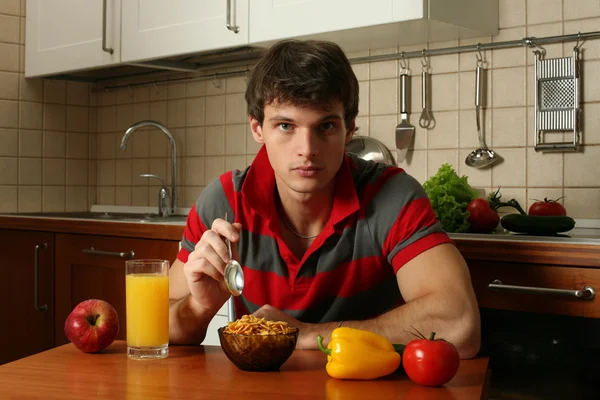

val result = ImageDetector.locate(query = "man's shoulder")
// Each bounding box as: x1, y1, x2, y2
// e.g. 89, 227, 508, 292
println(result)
348, 154, 419, 195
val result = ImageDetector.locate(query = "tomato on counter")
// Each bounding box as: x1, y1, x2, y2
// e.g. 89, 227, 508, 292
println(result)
528, 198, 567, 216
402, 332, 460, 387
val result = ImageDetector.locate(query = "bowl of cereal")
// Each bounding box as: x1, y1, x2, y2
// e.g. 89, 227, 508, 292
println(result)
218, 315, 298, 372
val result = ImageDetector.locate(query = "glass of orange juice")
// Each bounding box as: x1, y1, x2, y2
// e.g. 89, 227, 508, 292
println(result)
125, 259, 169, 360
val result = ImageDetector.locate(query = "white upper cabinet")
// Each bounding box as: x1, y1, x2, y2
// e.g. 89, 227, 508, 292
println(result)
249, 0, 498, 52
121, 0, 249, 63
25, 0, 121, 78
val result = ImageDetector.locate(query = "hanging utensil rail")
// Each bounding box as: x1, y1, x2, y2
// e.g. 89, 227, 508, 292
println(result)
98, 30, 600, 92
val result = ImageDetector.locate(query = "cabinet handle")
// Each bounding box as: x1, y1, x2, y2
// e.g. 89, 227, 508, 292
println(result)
82, 247, 135, 259
102, 0, 114, 54
225, 0, 240, 33
488, 279, 595, 300
34, 243, 48, 312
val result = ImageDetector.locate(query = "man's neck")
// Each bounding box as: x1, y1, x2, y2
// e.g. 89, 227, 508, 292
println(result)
275, 180, 335, 240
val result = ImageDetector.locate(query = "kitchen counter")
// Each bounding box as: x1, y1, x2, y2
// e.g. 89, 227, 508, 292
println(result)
0, 341, 491, 399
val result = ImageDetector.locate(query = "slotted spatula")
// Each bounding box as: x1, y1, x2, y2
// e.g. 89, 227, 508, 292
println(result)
395, 73, 415, 163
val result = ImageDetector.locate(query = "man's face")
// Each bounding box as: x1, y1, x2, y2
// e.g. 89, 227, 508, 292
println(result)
250, 101, 355, 196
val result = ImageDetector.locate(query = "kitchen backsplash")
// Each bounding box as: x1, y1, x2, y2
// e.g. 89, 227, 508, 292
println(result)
0, 0, 94, 213
1, 0, 599, 218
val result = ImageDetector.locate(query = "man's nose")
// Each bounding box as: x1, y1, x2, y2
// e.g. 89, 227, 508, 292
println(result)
296, 128, 320, 157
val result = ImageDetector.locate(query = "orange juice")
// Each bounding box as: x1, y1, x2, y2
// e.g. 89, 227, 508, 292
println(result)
126, 273, 169, 347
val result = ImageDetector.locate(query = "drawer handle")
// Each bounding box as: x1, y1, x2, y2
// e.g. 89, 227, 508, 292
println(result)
488, 279, 595, 300
34, 243, 48, 312
102, 0, 114, 54
82, 247, 135, 259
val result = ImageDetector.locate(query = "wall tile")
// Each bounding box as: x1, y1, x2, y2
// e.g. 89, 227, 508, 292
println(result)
491, 107, 526, 147
149, 101, 167, 125
19, 129, 42, 157
186, 81, 206, 97
115, 186, 132, 206
0, 157, 17, 184
186, 97, 205, 126
491, 148, 526, 187
18, 158, 41, 185
42, 186, 66, 212
115, 104, 133, 131
225, 93, 247, 124
185, 157, 205, 186
205, 95, 225, 126
563, 0, 600, 21
131, 158, 149, 186
205, 125, 225, 156
20, 75, 43, 102
66, 82, 90, 106
225, 124, 246, 155
149, 130, 168, 158
527, 0, 562, 25
18, 101, 41, 129
499, 0, 526, 28
65, 132, 88, 159
168, 83, 186, 99
0, 71, 18, 99
66, 186, 88, 211
131, 186, 149, 206
226, 75, 246, 94
0, 185, 17, 212
431, 74, 458, 111
66, 159, 88, 186
0, 0, 20, 15
457, 149, 492, 187
167, 99, 186, 127
492, 67, 526, 107
18, 186, 42, 212
98, 160, 115, 186
563, 18, 600, 59
427, 111, 458, 149
225, 155, 247, 172
43, 130, 66, 158
368, 115, 397, 156
0, 99, 19, 128
397, 150, 428, 184
186, 126, 205, 156
564, 147, 600, 187
43, 80, 66, 104
185, 186, 203, 208
43, 158, 65, 185
370, 78, 397, 115
428, 149, 459, 175
0, 43, 19, 72
527, 149, 563, 187
204, 156, 224, 184
564, 189, 600, 218
97, 187, 115, 205
0, 128, 18, 156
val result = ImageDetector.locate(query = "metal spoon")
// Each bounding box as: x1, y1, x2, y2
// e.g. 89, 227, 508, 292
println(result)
465, 64, 499, 168
223, 212, 244, 296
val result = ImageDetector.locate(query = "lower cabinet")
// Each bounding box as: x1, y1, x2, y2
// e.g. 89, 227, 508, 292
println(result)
0, 229, 55, 365
54, 233, 180, 346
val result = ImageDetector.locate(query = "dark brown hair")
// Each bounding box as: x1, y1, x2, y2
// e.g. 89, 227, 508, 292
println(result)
245, 39, 359, 126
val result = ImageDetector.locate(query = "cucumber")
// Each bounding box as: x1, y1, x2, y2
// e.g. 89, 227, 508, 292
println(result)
500, 214, 575, 235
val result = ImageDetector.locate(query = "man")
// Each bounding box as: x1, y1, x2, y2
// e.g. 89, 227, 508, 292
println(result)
169, 39, 481, 358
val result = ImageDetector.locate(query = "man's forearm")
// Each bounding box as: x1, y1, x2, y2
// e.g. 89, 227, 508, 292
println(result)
305, 293, 480, 359
169, 295, 216, 345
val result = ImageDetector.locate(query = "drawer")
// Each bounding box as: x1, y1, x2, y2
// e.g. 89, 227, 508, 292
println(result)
468, 261, 600, 318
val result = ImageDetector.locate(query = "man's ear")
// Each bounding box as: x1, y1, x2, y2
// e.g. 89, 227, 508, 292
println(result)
249, 116, 265, 144
345, 118, 356, 144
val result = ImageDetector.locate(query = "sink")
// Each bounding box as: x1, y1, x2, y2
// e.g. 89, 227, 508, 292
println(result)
9, 211, 188, 223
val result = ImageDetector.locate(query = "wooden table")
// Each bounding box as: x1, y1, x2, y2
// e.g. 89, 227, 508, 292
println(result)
0, 341, 490, 399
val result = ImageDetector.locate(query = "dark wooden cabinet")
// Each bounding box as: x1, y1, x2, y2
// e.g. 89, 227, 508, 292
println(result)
0, 229, 55, 365
54, 233, 179, 346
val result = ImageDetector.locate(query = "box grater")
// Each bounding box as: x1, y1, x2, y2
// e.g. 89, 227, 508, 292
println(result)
533, 48, 582, 152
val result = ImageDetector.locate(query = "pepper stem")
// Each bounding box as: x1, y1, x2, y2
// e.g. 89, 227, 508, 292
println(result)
429, 332, 436, 341
317, 335, 331, 356
393, 344, 406, 355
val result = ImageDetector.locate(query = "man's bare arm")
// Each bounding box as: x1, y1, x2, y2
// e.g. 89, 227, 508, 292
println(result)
168, 259, 217, 345
257, 243, 481, 359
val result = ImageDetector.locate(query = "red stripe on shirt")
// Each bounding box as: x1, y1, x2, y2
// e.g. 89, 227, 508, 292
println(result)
391, 232, 453, 273
177, 205, 207, 263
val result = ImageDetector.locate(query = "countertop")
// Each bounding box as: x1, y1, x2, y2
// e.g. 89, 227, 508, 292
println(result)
0, 341, 490, 400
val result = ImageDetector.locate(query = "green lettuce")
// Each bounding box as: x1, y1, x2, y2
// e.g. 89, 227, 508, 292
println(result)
423, 163, 478, 233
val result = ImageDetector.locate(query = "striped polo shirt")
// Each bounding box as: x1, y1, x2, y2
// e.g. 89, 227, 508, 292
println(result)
178, 145, 451, 323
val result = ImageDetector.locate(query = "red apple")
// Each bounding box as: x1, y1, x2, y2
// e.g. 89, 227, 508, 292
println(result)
64, 299, 119, 353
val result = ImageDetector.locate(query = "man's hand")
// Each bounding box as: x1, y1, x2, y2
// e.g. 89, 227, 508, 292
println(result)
252, 305, 317, 349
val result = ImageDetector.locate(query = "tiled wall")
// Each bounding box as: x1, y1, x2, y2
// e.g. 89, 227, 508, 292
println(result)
0, 0, 95, 213
3, 0, 599, 218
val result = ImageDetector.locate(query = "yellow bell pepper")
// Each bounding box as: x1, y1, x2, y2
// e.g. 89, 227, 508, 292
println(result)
317, 327, 404, 380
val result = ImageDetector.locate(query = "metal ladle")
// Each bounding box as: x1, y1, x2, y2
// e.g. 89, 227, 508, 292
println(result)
223, 212, 244, 296
465, 60, 499, 168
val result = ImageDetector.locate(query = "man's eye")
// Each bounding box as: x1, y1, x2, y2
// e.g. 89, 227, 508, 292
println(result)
321, 122, 335, 131
278, 123, 292, 132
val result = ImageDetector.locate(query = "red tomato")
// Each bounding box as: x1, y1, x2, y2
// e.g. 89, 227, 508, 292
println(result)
467, 198, 499, 233
402, 332, 460, 387
528, 198, 567, 216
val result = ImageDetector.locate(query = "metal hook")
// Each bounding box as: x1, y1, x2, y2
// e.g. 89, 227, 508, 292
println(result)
574, 31, 585, 51
476, 44, 485, 67
127, 85, 133, 98
421, 49, 429, 70
528, 38, 546, 59
399, 52, 408, 73
212, 74, 221, 88
152, 82, 160, 95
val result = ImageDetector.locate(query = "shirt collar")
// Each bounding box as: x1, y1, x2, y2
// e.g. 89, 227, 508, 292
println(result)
241, 145, 360, 226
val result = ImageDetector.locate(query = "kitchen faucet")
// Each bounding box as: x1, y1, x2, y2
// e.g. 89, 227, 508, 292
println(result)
120, 120, 178, 216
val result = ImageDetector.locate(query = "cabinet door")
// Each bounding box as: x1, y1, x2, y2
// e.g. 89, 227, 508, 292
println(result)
54, 234, 179, 346
25, 0, 121, 77
0, 230, 54, 365
121, 0, 249, 63
249, 0, 423, 44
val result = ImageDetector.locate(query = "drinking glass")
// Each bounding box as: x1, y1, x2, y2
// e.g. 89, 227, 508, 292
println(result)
125, 259, 169, 359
